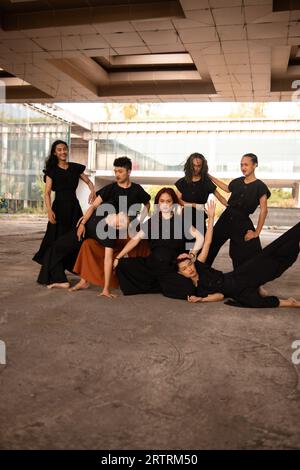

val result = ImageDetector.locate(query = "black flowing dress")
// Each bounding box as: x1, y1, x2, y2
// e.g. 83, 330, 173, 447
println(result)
117, 212, 194, 295
33, 162, 85, 282
162, 222, 300, 308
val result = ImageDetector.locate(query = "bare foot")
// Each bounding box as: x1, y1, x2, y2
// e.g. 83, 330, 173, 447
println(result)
69, 279, 90, 292
47, 282, 70, 289
259, 286, 269, 297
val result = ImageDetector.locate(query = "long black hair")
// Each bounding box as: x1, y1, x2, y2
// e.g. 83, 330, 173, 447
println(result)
184, 153, 208, 183
43, 140, 68, 182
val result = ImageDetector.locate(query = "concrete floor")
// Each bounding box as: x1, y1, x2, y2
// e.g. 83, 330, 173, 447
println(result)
0, 214, 300, 450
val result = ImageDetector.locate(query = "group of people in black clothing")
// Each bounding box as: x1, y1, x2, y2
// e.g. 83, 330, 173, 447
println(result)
33, 139, 300, 309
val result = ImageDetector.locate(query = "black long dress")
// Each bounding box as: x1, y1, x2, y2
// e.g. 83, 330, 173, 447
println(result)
175, 176, 217, 234
33, 162, 86, 280
117, 212, 194, 295
34, 214, 116, 285
162, 222, 300, 308
206, 177, 271, 268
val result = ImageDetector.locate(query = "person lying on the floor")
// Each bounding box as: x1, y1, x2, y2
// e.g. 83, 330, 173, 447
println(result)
162, 200, 300, 308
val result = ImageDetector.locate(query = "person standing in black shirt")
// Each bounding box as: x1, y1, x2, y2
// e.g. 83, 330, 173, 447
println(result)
206, 153, 270, 268
175, 153, 228, 234
163, 201, 300, 309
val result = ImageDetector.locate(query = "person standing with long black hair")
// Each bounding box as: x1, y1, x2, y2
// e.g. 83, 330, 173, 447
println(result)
206, 153, 270, 269
175, 153, 228, 233
33, 140, 96, 271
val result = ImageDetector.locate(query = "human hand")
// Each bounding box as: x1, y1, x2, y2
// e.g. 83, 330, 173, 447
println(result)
288, 297, 300, 307
98, 289, 117, 299
177, 253, 193, 261
77, 223, 85, 241
113, 258, 120, 270
244, 230, 257, 241
48, 209, 56, 224
205, 200, 216, 219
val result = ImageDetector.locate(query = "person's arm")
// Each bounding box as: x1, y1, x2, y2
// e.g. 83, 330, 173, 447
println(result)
208, 174, 230, 193
80, 173, 96, 204
279, 298, 300, 308
76, 195, 103, 241
176, 190, 185, 207
44, 176, 56, 224
176, 191, 203, 209
244, 194, 268, 241
187, 293, 224, 303
99, 247, 116, 298
214, 189, 228, 207
187, 227, 205, 260
113, 231, 144, 269
139, 202, 151, 223
197, 200, 216, 263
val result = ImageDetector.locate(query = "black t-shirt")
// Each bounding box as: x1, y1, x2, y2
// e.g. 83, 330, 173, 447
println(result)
175, 177, 216, 204
194, 261, 225, 297
97, 182, 150, 218
161, 260, 225, 300
140, 213, 193, 262
228, 177, 271, 215
85, 213, 117, 249
45, 162, 86, 192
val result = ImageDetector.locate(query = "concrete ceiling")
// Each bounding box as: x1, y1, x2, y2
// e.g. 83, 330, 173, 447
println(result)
0, 0, 300, 102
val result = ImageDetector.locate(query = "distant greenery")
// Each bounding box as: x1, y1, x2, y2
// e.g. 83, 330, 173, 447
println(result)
143, 184, 297, 213
268, 188, 294, 208
36, 176, 45, 201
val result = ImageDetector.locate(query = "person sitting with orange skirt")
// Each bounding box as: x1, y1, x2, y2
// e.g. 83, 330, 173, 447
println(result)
71, 236, 150, 294
69, 156, 151, 297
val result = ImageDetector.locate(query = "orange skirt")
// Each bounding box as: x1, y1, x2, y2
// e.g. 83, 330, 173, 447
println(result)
73, 238, 150, 288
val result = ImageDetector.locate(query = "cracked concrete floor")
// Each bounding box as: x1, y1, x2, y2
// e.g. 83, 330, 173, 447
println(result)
0, 215, 300, 450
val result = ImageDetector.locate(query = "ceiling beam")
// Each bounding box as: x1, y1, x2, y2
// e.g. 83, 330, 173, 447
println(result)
98, 81, 216, 97
1, 1, 184, 31
48, 59, 100, 95
108, 53, 193, 67
5, 85, 52, 101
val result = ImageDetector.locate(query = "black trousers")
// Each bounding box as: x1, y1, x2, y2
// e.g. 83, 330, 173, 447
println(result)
206, 207, 262, 268
117, 252, 179, 295
224, 222, 300, 307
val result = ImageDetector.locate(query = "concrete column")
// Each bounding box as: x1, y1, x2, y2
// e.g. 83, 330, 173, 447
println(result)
208, 131, 217, 172
88, 139, 96, 172
76, 140, 97, 211
293, 182, 300, 208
